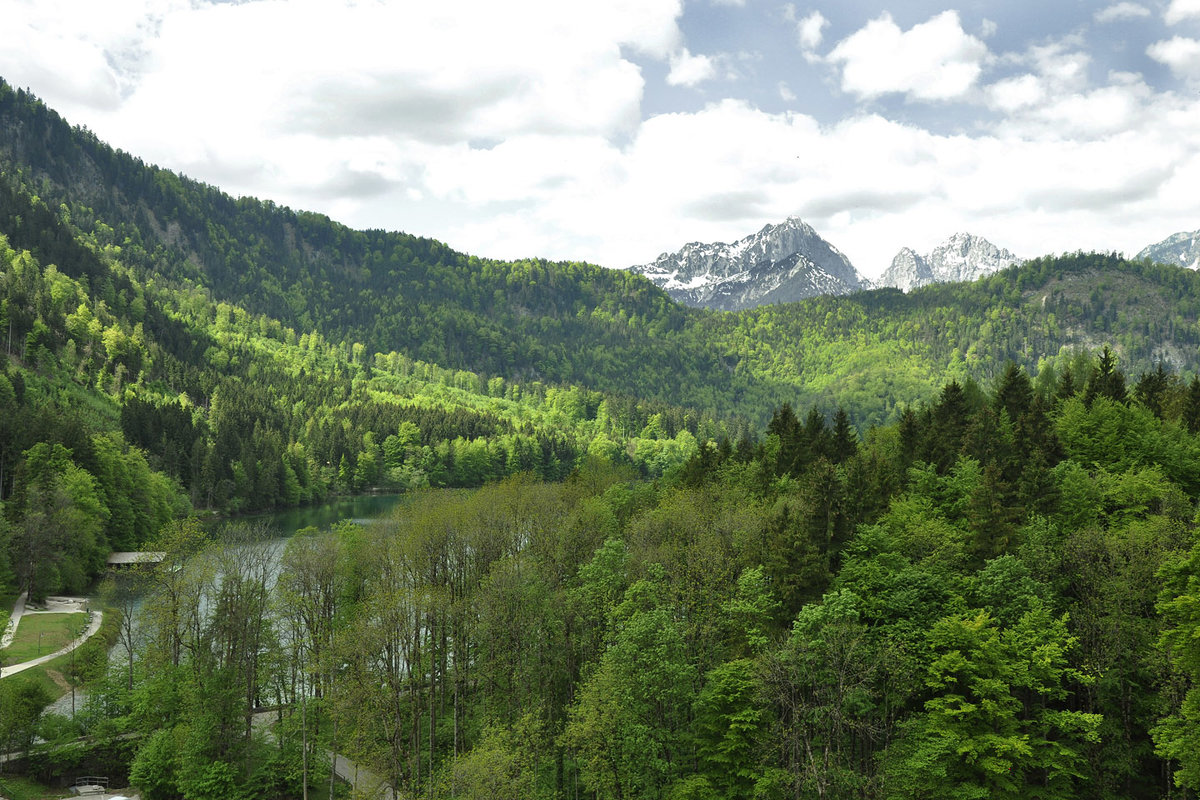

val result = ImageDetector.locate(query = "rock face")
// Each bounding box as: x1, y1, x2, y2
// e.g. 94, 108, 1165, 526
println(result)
879, 247, 935, 292
1137, 230, 1200, 270
879, 233, 1020, 292
627, 217, 870, 311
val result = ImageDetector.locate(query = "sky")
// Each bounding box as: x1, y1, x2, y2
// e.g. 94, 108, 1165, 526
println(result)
2, 1, 1200, 278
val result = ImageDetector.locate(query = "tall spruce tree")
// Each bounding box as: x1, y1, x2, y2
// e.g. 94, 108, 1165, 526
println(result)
1085, 346, 1128, 406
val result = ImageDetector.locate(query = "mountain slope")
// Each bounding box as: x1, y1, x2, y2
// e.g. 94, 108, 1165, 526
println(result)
1138, 229, 1200, 270
628, 217, 870, 310
879, 233, 1020, 291
0, 180, 733, 516
6, 80, 1200, 430
878, 247, 935, 292
0, 79, 791, 417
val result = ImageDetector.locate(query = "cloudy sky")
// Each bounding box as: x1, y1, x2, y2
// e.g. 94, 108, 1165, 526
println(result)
3, 0, 1200, 277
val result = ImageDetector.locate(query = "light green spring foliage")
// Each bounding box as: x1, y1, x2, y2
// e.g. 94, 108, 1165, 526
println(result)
37, 370, 1200, 800
881, 606, 1100, 800
1154, 529, 1200, 792
8, 77, 1200, 799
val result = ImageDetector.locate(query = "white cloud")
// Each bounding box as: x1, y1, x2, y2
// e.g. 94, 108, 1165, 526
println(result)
1165, 0, 1200, 24
826, 11, 990, 102
427, 90, 1200, 275
0, 0, 183, 111
986, 38, 1153, 142
6, 0, 1200, 283
1148, 36, 1200, 79
797, 11, 828, 51
980, 18, 998, 38
0, 0, 688, 206
1025, 39, 1092, 92
667, 49, 718, 87
1096, 3, 1151, 23
1010, 83, 1152, 139
988, 75, 1046, 113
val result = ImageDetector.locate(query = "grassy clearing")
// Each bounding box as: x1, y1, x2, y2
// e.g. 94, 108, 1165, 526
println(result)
1, 607, 119, 702
0, 614, 88, 665
3, 657, 71, 700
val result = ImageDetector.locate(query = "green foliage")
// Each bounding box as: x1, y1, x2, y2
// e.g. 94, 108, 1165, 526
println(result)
882, 606, 1099, 800
565, 578, 697, 800
761, 589, 880, 799
8, 77, 1200, 800
721, 566, 780, 656
49, 375, 1200, 800
0, 677, 52, 758
693, 659, 768, 799
439, 715, 548, 800
128, 727, 181, 800
1153, 530, 1200, 792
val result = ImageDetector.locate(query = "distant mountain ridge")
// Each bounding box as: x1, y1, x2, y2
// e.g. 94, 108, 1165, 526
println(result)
878, 233, 1021, 292
627, 217, 870, 311
1137, 229, 1200, 270
10, 77, 1200, 430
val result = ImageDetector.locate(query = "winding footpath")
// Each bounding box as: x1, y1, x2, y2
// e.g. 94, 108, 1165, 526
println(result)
0, 593, 104, 679
330, 751, 396, 800
3, 596, 391, 800
251, 710, 396, 800
0, 591, 26, 649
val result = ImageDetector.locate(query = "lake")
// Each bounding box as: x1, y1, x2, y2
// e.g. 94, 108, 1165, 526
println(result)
232, 492, 407, 536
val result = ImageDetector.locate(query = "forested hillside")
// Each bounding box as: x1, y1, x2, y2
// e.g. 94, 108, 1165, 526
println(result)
5, 75, 1200, 616
0, 80, 770, 418
709, 252, 1200, 424
5, 78, 1200, 428
3, 76, 1200, 800
31, 360, 1200, 800
0, 180, 731, 602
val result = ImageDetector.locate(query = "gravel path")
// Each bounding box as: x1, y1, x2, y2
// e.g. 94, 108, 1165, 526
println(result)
0, 606, 103, 679
0, 591, 27, 649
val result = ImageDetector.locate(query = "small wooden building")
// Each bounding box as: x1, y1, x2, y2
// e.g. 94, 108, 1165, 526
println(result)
106, 551, 167, 569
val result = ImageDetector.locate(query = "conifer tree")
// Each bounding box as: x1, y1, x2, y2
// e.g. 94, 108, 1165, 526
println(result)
1180, 374, 1200, 435
968, 463, 1019, 563
829, 407, 858, 464
897, 406, 922, 469
1084, 346, 1127, 406
1055, 364, 1077, 402
1134, 361, 1172, 419
930, 381, 970, 472
994, 361, 1033, 422
802, 406, 829, 466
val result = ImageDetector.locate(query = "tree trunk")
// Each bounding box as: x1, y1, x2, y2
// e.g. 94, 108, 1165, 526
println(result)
328, 713, 338, 800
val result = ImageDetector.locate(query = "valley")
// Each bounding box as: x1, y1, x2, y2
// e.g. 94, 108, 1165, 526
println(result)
0, 77, 1199, 800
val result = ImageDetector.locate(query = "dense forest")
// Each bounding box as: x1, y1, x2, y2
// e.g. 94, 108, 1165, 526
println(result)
0, 221, 732, 600
3, 78, 1200, 799
7, 357, 1200, 800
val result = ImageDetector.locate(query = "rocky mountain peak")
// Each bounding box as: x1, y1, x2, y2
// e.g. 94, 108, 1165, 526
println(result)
629, 217, 868, 311
878, 233, 1019, 292
1136, 229, 1200, 270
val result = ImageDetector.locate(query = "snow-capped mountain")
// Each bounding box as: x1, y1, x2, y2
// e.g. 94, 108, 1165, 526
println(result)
878, 233, 1021, 292
627, 217, 869, 311
1137, 230, 1200, 270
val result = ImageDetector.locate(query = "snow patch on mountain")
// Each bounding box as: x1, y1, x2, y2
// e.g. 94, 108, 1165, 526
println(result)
879, 233, 1020, 292
627, 217, 870, 311
1136, 230, 1200, 270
